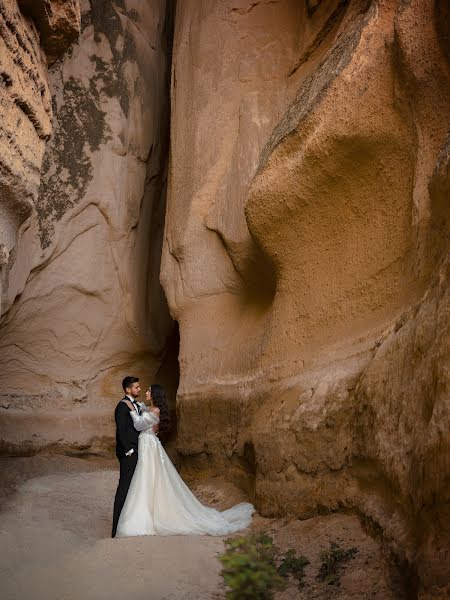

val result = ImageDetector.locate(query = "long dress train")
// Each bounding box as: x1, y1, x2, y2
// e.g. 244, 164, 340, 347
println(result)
115, 406, 254, 537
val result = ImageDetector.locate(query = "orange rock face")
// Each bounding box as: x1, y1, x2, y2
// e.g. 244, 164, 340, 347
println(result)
0, 0, 448, 595
161, 0, 449, 595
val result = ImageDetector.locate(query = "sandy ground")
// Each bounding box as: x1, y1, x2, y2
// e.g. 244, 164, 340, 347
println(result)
0, 456, 225, 600
0, 456, 403, 600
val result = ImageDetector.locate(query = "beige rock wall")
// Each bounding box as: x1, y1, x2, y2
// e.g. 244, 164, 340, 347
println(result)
0, 0, 80, 316
0, 0, 174, 453
0, 0, 448, 594
18, 0, 81, 65
162, 0, 449, 595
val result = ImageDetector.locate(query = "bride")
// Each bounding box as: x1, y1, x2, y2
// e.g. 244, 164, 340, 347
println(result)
115, 384, 254, 537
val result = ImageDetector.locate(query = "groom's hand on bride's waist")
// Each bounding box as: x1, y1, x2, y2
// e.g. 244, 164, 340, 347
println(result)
153, 424, 159, 435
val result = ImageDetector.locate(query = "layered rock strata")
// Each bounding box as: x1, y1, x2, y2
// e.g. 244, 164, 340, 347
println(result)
0, 0, 174, 453
162, 0, 449, 596
0, 0, 80, 316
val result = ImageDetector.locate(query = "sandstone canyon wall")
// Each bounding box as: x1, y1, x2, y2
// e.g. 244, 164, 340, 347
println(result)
0, 0, 175, 453
0, 0, 80, 317
0, 0, 448, 596
162, 0, 449, 596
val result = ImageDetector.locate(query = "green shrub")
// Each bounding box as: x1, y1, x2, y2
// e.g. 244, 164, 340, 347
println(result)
316, 541, 358, 586
277, 548, 310, 588
218, 533, 285, 600
218, 532, 309, 599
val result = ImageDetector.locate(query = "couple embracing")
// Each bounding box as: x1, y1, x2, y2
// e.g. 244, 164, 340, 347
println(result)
112, 376, 254, 538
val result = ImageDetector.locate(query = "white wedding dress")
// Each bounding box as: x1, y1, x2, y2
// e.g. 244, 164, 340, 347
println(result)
115, 404, 254, 537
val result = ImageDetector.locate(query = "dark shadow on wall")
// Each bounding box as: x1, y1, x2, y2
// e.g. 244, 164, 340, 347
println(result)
154, 322, 180, 448
239, 243, 277, 311
149, 0, 178, 449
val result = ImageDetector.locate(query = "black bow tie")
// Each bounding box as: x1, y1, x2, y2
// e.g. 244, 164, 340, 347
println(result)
131, 399, 141, 415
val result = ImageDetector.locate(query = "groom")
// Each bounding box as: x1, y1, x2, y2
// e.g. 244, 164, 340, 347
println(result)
112, 376, 152, 537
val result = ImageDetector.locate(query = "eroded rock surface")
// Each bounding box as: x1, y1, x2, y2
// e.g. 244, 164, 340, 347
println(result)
0, 0, 80, 315
162, 0, 449, 596
0, 0, 448, 596
18, 0, 81, 65
0, 0, 174, 453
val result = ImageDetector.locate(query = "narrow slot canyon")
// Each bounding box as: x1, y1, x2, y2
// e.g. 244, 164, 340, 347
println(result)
0, 1, 448, 599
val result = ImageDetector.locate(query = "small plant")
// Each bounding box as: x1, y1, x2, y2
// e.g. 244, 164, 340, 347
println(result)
278, 548, 310, 588
218, 532, 285, 599
316, 541, 358, 586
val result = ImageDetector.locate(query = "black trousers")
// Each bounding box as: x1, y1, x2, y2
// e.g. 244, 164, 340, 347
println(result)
112, 451, 138, 537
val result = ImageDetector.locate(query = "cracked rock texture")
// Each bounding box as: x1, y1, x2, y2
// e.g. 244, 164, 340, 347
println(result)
0, 0, 80, 316
18, 0, 81, 66
162, 0, 449, 596
0, 0, 174, 452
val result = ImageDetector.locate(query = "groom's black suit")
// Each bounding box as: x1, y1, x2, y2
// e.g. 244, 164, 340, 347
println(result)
111, 398, 140, 537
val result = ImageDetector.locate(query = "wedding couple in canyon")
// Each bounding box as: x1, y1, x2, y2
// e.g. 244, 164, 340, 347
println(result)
112, 377, 254, 538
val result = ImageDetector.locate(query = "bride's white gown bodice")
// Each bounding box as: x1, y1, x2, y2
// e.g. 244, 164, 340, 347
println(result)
116, 404, 254, 537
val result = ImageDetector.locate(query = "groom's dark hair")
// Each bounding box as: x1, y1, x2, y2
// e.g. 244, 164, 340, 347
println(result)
122, 376, 139, 392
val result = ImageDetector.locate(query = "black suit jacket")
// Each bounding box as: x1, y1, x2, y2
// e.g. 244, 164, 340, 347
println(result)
115, 398, 139, 459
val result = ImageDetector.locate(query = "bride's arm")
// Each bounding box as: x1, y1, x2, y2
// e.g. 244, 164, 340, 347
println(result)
129, 410, 156, 432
